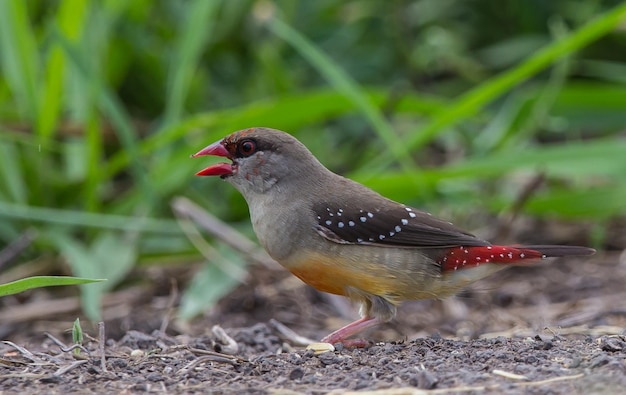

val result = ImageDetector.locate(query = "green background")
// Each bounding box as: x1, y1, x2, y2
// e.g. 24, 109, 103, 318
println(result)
0, 0, 625, 320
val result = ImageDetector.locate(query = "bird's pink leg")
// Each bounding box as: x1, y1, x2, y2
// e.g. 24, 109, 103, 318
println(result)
320, 316, 381, 347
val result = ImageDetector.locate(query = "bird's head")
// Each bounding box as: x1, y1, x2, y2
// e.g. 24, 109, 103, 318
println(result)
193, 127, 327, 197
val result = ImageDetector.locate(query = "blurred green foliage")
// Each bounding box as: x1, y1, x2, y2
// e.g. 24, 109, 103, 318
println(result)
0, 0, 625, 320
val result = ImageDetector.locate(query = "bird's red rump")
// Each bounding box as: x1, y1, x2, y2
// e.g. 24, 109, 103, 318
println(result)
439, 245, 544, 272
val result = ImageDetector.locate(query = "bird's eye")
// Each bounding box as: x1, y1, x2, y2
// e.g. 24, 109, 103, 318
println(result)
237, 139, 257, 157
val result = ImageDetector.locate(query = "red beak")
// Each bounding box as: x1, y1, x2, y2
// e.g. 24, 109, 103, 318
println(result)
192, 140, 234, 177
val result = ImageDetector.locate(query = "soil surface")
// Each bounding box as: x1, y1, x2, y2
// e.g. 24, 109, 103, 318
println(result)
1, 221, 626, 394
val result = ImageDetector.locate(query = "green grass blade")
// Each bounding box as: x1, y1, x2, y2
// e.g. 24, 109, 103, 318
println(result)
372, 1, 626, 169
48, 232, 137, 321
357, 138, 626, 204
0, 276, 105, 297
179, 245, 246, 320
0, 140, 27, 203
0, 201, 182, 234
519, 185, 626, 219
37, 0, 88, 141
163, 0, 220, 126
435, 138, 626, 179
51, 28, 155, 206
0, 0, 40, 120
72, 317, 83, 355
82, 118, 105, 212
267, 17, 417, 173
103, 88, 446, 180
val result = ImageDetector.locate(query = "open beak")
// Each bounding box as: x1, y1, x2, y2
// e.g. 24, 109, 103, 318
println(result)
192, 140, 234, 177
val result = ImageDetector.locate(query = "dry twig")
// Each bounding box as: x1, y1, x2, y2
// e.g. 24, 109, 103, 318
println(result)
0, 288, 143, 324
493, 172, 545, 242
44, 332, 90, 355
98, 321, 107, 372
212, 325, 239, 355
53, 360, 88, 376
269, 319, 317, 346
1, 341, 37, 362
185, 346, 243, 362
178, 354, 240, 373
159, 279, 179, 334
171, 196, 278, 269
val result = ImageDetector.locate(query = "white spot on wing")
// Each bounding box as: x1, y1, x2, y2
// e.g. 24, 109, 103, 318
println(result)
338, 222, 344, 228
395, 225, 401, 232
401, 219, 408, 225
325, 220, 332, 226
349, 221, 355, 227
408, 212, 416, 218
360, 217, 367, 222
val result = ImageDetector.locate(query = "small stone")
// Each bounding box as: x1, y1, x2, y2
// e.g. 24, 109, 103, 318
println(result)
306, 342, 335, 355
317, 352, 338, 366
111, 358, 128, 368
146, 373, 163, 382
567, 357, 582, 368
416, 369, 438, 389
525, 355, 538, 364
590, 355, 610, 368
600, 337, 625, 352
289, 367, 304, 380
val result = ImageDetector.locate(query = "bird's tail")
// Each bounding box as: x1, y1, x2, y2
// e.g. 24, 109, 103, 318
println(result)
520, 245, 596, 258
439, 244, 595, 272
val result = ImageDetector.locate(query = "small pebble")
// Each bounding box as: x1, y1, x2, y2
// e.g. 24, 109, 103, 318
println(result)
306, 342, 335, 355
289, 367, 304, 380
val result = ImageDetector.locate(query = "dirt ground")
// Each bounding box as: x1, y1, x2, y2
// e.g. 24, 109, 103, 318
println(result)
1, 221, 626, 394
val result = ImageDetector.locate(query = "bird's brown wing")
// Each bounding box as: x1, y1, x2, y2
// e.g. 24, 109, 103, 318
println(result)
313, 202, 490, 248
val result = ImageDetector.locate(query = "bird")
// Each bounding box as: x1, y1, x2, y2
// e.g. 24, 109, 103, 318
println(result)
192, 127, 595, 346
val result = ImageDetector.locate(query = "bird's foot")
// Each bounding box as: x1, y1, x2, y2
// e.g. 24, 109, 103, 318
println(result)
320, 316, 381, 348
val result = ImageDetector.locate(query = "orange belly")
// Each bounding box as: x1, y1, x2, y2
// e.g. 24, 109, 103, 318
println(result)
285, 250, 399, 298
282, 246, 501, 302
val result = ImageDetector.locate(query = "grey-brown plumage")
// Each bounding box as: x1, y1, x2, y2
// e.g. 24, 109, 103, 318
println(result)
194, 127, 595, 345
